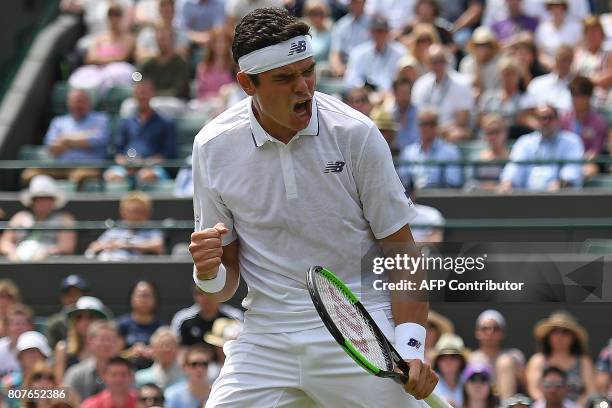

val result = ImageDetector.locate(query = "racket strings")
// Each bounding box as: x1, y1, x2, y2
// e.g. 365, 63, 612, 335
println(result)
315, 273, 391, 370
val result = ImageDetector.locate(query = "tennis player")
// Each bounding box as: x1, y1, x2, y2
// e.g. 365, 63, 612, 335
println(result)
189, 8, 437, 407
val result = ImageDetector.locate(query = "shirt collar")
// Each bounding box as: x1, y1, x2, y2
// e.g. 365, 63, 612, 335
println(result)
248, 95, 319, 148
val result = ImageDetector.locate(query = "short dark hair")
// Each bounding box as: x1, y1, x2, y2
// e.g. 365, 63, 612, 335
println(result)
105, 356, 133, 372
569, 76, 594, 97
542, 366, 567, 383
139, 383, 164, 398
232, 8, 310, 85
184, 344, 214, 363
392, 77, 413, 91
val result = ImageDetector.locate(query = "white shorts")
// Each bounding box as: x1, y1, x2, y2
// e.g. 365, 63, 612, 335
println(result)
206, 311, 428, 408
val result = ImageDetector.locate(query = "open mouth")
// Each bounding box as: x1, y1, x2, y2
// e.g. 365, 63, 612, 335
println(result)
293, 99, 312, 121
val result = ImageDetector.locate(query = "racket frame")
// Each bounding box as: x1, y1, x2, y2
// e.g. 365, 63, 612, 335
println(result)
307, 266, 410, 384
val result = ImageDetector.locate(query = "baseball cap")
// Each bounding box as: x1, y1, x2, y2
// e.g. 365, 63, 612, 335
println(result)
461, 362, 492, 383
476, 309, 506, 330
61, 274, 89, 293
17, 331, 51, 358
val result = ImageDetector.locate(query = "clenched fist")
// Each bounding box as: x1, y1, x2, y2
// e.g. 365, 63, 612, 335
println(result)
189, 222, 228, 280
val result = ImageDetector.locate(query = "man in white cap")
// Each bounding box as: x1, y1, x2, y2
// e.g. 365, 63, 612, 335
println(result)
189, 7, 437, 407
470, 309, 525, 400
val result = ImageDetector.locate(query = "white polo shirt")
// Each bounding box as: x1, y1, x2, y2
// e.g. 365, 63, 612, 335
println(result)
192, 91, 416, 334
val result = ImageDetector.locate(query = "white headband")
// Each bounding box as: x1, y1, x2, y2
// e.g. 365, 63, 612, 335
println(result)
238, 35, 313, 74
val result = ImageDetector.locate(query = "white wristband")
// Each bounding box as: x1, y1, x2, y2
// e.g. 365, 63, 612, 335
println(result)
395, 322, 426, 362
193, 264, 227, 294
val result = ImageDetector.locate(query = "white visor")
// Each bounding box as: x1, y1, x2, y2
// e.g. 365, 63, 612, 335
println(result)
238, 35, 314, 74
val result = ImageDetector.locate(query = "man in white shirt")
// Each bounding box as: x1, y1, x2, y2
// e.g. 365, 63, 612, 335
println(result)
329, 0, 372, 77
412, 44, 475, 142
482, 0, 590, 27
189, 7, 438, 407
526, 45, 574, 113
343, 16, 408, 92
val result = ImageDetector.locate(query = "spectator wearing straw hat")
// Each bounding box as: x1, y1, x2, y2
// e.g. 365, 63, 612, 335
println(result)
526, 312, 596, 406
459, 26, 502, 95
370, 107, 401, 159
203, 317, 243, 374
431, 333, 470, 407
0, 175, 76, 262
425, 310, 454, 363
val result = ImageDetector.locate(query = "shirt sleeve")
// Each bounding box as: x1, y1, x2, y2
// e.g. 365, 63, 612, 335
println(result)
500, 137, 528, 187
87, 114, 110, 149
43, 118, 61, 146
354, 126, 417, 239
343, 49, 365, 90
192, 140, 237, 246
444, 145, 464, 188
559, 134, 584, 186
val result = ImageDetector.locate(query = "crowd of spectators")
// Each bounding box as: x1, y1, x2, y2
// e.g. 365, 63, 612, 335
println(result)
0, 277, 609, 407
8, 0, 609, 198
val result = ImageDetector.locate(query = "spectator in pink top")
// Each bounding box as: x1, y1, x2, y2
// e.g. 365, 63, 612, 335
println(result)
196, 28, 235, 101
560, 76, 607, 179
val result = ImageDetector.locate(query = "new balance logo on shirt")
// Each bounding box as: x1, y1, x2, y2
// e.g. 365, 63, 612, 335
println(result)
288, 41, 307, 56
324, 161, 346, 173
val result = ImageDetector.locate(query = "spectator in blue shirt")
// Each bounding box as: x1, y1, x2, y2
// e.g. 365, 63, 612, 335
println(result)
20, 89, 111, 189
176, 0, 226, 46
105, 80, 177, 187
164, 345, 213, 408
399, 108, 464, 189
45, 89, 110, 162
499, 104, 585, 192
391, 77, 420, 151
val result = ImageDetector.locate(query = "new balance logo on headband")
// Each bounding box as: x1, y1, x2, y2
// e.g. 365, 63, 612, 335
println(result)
324, 161, 345, 174
288, 40, 307, 56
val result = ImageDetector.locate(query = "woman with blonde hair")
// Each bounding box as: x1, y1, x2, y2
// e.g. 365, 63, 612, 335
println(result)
0, 280, 21, 337
302, 0, 332, 64
53, 296, 111, 382
400, 23, 441, 76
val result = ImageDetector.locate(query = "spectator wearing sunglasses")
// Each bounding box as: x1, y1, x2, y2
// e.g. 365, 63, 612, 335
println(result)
526, 312, 595, 407
531, 367, 579, 408
22, 362, 80, 408
164, 345, 213, 408
136, 383, 165, 408
54, 296, 111, 383
498, 104, 584, 193
461, 362, 497, 408
469, 310, 525, 400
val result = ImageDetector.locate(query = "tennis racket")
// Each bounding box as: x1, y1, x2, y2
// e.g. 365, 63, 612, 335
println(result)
307, 266, 451, 408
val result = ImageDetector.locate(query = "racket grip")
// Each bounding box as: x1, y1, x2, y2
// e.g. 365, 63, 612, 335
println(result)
424, 393, 453, 408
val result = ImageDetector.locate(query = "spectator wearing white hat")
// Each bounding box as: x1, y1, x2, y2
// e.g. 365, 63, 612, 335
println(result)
469, 309, 526, 400
431, 333, 470, 407
0, 175, 76, 262
53, 296, 112, 383
1, 331, 51, 408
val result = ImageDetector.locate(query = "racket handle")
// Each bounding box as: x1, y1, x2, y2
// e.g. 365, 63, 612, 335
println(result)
424, 393, 453, 408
